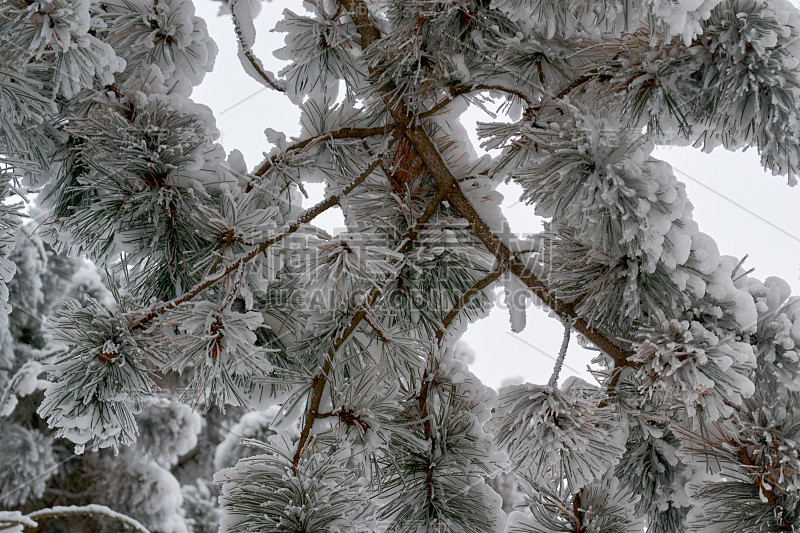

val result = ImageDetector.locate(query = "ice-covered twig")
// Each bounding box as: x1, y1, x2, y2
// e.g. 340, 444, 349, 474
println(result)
435, 264, 506, 344
420, 83, 534, 119
250, 124, 397, 188
230, 0, 286, 92
0, 511, 37, 529
548, 319, 573, 388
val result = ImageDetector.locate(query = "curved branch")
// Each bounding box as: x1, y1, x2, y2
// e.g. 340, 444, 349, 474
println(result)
527, 70, 613, 120
420, 84, 533, 119
472, 84, 534, 107
419, 72, 602, 120
435, 264, 505, 343
24, 505, 150, 533
419, 92, 465, 119
230, 0, 285, 93
248, 125, 397, 190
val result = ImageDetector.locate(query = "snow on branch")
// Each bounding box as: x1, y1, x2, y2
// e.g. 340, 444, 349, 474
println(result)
0, 505, 150, 533
229, 0, 285, 92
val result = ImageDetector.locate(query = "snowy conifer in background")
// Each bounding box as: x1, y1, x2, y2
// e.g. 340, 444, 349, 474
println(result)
2, 0, 800, 532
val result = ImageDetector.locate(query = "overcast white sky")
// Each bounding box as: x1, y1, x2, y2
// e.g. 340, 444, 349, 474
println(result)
192, 0, 800, 390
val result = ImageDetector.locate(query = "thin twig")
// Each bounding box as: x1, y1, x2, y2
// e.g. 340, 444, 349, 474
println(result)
23, 505, 151, 533
230, 0, 285, 93
420, 84, 533, 119
248, 125, 397, 190
435, 264, 505, 344
473, 84, 534, 106
548, 319, 572, 388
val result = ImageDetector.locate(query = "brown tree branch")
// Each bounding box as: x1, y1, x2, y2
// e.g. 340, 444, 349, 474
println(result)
419, 70, 607, 121
420, 84, 534, 119
572, 491, 585, 533
448, 157, 633, 367
472, 84, 534, 107
22, 505, 151, 533
341, 0, 635, 370
736, 446, 793, 530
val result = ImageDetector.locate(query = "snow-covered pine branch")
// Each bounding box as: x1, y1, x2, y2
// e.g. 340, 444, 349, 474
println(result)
2, 0, 800, 531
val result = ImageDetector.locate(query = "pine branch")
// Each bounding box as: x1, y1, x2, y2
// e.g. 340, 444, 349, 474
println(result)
548, 319, 572, 388
414, 238, 506, 516
472, 84, 534, 107
550, 70, 608, 101
362, 307, 392, 343
572, 491, 585, 533
418, 367, 435, 501
597, 367, 624, 408
291, 189, 447, 472
420, 84, 533, 119
132, 158, 383, 330
420, 72, 606, 121
340, 0, 634, 370
419, 89, 468, 119
446, 168, 634, 367
735, 445, 793, 530
0, 512, 37, 530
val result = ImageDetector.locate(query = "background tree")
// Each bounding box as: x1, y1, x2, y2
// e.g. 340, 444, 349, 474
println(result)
2, 0, 800, 532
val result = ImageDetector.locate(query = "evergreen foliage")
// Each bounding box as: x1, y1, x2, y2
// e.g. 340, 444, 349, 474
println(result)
2, 0, 800, 531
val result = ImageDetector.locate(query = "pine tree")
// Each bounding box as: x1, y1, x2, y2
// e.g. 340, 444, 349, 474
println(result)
2, 0, 800, 532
